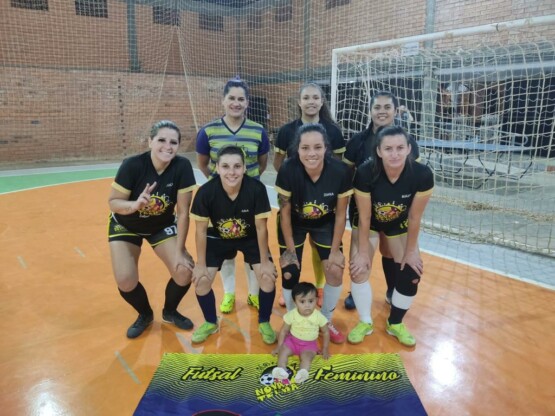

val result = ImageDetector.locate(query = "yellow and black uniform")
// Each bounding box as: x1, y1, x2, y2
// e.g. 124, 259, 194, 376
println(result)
345, 126, 420, 229
353, 160, 434, 236
196, 117, 269, 179
274, 119, 345, 158
190, 175, 272, 268
108, 152, 196, 246
344, 126, 420, 169
275, 157, 353, 259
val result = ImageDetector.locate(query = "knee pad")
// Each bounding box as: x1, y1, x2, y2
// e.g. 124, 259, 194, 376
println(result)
394, 263, 419, 296
281, 264, 300, 290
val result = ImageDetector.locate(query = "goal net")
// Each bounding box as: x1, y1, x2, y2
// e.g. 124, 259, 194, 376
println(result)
331, 17, 555, 257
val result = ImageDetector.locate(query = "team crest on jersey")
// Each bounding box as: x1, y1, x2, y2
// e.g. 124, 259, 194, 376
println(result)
301, 201, 329, 219
217, 218, 248, 239
138, 194, 170, 218
374, 201, 406, 223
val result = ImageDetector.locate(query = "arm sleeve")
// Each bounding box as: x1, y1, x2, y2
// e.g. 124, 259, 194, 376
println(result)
254, 180, 272, 216
190, 185, 209, 219
195, 128, 210, 155
177, 158, 197, 193
258, 128, 270, 155
316, 310, 329, 326
274, 124, 290, 154
416, 164, 434, 193
113, 156, 138, 193
275, 163, 292, 196
338, 163, 354, 197
343, 134, 361, 165
328, 124, 346, 153
353, 161, 372, 194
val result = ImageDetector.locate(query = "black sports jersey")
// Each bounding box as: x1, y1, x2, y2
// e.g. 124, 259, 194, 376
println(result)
353, 160, 433, 232
274, 119, 346, 157
111, 152, 196, 235
275, 157, 353, 227
190, 175, 271, 240
344, 125, 420, 168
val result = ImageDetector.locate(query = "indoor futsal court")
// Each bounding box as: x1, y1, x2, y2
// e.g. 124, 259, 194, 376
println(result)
2, 0, 555, 415
0, 164, 554, 415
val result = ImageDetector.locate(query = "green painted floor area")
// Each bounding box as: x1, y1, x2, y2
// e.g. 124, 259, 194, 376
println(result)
0, 168, 117, 194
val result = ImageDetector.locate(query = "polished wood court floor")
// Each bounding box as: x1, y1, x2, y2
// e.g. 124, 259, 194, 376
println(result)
1, 178, 554, 415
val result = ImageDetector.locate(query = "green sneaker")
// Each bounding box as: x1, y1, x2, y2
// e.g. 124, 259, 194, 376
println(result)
258, 322, 277, 344
247, 294, 260, 310
219, 293, 235, 314
191, 322, 218, 343
347, 321, 374, 344
386, 321, 416, 346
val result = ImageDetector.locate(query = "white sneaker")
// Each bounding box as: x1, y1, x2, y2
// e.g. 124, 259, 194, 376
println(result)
294, 369, 309, 383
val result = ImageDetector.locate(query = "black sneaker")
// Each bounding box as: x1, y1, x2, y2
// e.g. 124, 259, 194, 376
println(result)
162, 309, 194, 330
344, 292, 356, 310
126, 313, 153, 339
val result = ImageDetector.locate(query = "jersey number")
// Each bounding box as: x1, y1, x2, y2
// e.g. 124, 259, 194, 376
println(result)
164, 225, 177, 235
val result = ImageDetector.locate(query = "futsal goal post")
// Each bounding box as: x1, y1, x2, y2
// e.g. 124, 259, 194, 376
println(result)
331, 15, 555, 257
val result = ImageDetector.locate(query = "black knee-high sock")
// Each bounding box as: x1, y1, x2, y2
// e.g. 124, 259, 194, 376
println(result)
119, 282, 153, 316
196, 290, 217, 324
388, 306, 408, 324
258, 288, 276, 323
164, 278, 191, 312
388, 263, 419, 324
382, 257, 396, 296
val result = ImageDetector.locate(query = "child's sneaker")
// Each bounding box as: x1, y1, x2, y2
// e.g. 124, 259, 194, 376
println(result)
347, 321, 374, 344
219, 293, 235, 314
327, 322, 345, 344
247, 294, 260, 310
258, 322, 277, 344
272, 367, 289, 380
386, 321, 416, 346
294, 369, 309, 384
191, 321, 218, 343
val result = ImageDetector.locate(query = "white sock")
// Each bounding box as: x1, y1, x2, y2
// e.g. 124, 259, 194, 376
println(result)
220, 258, 236, 294
282, 288, 294, 311
351, 280, 373, 324
245, 263, 259, 296
321, 283, 342, 321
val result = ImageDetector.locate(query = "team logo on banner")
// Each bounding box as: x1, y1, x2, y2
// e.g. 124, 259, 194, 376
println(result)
135, 354, 427, 416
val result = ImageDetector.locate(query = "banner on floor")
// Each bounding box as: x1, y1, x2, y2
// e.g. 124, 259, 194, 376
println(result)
134, 353, 427, 416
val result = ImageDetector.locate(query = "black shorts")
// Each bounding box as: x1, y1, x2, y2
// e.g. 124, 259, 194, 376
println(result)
108, 214, 177, 247
371, 218, 409, 237
276, 214, 339, 261
205, 237, 272, 269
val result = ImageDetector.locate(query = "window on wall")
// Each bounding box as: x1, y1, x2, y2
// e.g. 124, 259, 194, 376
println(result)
153, 6, 180, 26
325, 0, 350, 10
199, 14, 224, 32
274, 2, 292, 23
75, 0, 108, 18
11, 0, 48, 11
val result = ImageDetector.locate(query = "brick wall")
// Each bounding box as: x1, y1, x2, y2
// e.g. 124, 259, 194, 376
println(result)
1, 0, 553, 164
